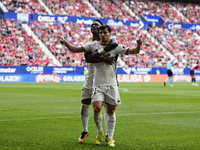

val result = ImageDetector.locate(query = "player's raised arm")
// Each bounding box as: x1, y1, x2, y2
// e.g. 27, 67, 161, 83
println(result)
127, 35, 143, 54
58, 35, 86, 53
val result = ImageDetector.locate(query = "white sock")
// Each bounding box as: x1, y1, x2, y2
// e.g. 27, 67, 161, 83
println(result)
107, 113, 116, 140
93, 113, 103, 134
80, 106, 89, 132
103, 106, 108, 135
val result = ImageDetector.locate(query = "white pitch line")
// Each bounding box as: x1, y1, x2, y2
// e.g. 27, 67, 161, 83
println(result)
0, 116, 80, 122
119, 88, 129, 92
118, 111, 200, 116
0, 111, 200, 122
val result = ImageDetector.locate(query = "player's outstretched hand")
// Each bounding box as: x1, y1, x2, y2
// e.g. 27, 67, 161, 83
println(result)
58, 35, 66, 45
103, 53, 115, 65
137, 35, 143, 46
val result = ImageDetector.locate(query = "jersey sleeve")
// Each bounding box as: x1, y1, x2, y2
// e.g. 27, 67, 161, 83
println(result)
114, 44, 129, 55
81, 42, 94, 52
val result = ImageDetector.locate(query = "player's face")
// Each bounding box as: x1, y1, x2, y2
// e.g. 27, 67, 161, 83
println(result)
99, 28, 111, 43
90, 21, 101, 34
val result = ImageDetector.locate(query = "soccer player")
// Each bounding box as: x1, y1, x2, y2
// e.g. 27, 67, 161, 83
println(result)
164, 58, 175, 87
190, 61, 200, 86
58, 19, 118, 143
59, 25, 142, 147
82, 25, 142, 147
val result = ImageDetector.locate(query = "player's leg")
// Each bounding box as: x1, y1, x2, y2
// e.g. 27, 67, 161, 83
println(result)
164, 70, 170, 86
104, 85, 121, 147
193, 75, 198, 86
169, 70, 173, 87
103, 104, 115, 143
164, 78, 169, 84
92, 87, 104, 145
93, 101, 104, 145
169, 77, 173, 87
190, 70, 195, 86
78, 88, 92, 143
103, 104, 108, 141
106, 103, 116, 147
191, 76, 194, 85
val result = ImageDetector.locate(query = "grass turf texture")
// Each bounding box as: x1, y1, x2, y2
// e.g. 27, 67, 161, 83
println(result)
0, 82, 200, 150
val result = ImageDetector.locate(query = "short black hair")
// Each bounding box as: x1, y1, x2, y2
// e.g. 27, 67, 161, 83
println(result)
93, 19, 103, 25
98, 25, 112, 33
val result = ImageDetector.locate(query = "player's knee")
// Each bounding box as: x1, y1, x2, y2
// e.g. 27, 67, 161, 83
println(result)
93, 106, 101, 114
107, 107, 115, 114
107, 109, 115, 114
107, 104, 116, 114
80, 105, 89, 116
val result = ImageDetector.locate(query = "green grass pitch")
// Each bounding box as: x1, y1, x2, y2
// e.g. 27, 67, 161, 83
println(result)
0, 82, 200, 150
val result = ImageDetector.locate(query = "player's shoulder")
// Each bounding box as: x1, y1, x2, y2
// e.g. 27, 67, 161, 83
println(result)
82, 38, 92, 45
82, 38, 99, 45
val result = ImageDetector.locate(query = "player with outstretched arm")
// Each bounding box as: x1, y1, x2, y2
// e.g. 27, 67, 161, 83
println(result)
58, 19, 118, 144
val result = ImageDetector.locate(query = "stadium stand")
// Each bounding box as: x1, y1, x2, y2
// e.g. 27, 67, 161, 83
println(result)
29, 21, 87, 66
1, 0, 200, 67
2, 0, 48, 14
0, 18, 50, 66
124, 0, 189, 23
172, 2, 200, 24
42, 0, 97, 17
89, 0, 136, 20
149, 26, 200, 67
112, 25, 170, 67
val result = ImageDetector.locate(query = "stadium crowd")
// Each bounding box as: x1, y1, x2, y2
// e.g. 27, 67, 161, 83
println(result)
89, 0, 136, 21
124, 0, 189, 23
2, 0, 48, 14
173, 2, 200, 24
149, 26, 200, 67
1, 0, 200, 68
43, 0, 97, 17
0, 19, 50, 66
29, 21, 88, 67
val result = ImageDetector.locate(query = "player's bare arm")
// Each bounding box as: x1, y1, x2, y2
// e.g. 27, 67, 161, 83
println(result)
127, 35, 143, 54
58, 35, 86, 53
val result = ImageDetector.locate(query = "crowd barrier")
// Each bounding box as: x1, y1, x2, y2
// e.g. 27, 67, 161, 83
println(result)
0, 66, 199, 83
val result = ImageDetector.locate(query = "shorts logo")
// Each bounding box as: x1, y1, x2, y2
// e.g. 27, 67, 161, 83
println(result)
117, 100, 121, 103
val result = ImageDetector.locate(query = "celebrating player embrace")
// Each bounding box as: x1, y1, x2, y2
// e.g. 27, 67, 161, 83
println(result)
59, 24, 142, 147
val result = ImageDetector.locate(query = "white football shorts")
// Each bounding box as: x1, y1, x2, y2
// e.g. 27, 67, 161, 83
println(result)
92, 85, 121, 106
81, 87, 93, 101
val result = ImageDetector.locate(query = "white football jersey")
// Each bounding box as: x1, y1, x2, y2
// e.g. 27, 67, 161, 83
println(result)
82, 41, 129, 86
82, 38, 94, 89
